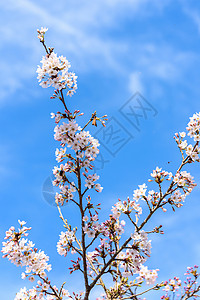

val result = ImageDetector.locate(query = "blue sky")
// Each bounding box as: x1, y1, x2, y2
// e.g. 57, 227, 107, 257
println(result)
1, 0, 200, 299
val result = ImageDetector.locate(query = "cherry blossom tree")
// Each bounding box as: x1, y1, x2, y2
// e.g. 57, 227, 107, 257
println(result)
2, 27, 200, 300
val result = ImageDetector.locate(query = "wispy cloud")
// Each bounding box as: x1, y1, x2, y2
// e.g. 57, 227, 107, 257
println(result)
0, 0, 198, 109
129, 71, 144, 94
0, 0, 173, 104
182, 2, 200, 33
0, 145, 15, 182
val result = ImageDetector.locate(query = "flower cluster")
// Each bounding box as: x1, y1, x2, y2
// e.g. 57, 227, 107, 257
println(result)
163, 171, 196, 208
133, 183, 161, 208
15, 287, 41, 300
131, 231, 151, 257
51, 112, 63, 124
53, 164, 76, 205
175, 128, 200, 161
37, 27, 48, 42
57, 230, 76, 256
55, 147, 67, 162
183, 265, 199, 296
52, 118, 103, 205
161, 265, 200, 299
84, 173, 103, 192
133, 183, 148, 201
176, 135, 200, 162
173, 170, 196, 191
1, 221, 51, 278
111, 198, 142, 218
163, 277, 181, 293
54, 120, 99, 160
150, 167, 172, 183
103, 230, 154, 283
187, 112, 200, 141
169, 190, 186, 207
186, 143, 200, 161
15, 285, 70, 300
137, 265, 159, 285
36, 52, 77, 95
83, 214, 112, 239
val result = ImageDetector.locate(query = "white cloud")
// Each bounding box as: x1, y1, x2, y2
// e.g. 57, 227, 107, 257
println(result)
0, 0, 196, 105
182, 3, 200, 33
0, 0, 167, 59
129, 71, 144, 94
131, 42, 197, 85
0, 145, 16, 186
